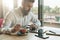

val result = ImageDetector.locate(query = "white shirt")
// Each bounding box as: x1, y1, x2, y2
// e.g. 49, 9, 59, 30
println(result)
2, 7, 41, 31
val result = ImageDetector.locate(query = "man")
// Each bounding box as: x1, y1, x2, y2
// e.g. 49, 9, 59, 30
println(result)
1, 0, 49, 39
2, 0, 40, 33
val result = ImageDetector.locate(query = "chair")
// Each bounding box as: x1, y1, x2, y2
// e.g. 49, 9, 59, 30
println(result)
0, 18, 3, 28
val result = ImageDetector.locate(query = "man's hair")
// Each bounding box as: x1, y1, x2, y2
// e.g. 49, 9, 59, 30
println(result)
24, 0, 35, 3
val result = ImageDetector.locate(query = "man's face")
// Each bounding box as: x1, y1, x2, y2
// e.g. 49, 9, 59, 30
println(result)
22, 2, 34, 15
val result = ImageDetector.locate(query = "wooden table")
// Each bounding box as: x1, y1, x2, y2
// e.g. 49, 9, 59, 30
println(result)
0, 33, 60, 40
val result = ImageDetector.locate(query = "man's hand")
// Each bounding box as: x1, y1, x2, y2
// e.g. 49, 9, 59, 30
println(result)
11, 24, 21, 33
20, 28, 27, 34
30, 24, 37, 32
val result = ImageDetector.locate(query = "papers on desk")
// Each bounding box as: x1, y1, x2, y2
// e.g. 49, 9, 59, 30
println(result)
43, 26, 60, 36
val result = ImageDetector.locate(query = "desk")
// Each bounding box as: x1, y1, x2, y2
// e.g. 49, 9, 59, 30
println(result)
0, 33, 60, 40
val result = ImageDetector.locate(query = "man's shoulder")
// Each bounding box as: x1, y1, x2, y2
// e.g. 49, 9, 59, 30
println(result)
14, 7, 21, 12
29, 12, 34, 15
29, 12, 36, 17
7, 7, 21, 16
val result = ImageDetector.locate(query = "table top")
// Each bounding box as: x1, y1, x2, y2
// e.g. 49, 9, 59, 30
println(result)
0, 33, 60, 40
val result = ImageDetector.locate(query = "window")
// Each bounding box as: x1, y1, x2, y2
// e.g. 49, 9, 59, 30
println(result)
3, 0, 14, 18
43, 0, 60, 27
3, 0, 13, 10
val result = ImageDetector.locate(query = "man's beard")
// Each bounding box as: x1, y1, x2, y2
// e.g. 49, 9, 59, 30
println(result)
22, 9, 30, 16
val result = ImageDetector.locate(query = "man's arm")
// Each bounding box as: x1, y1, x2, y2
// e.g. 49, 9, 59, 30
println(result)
1, 11, 15, 32
30, 13, 41, 30
31, 13, 41, 27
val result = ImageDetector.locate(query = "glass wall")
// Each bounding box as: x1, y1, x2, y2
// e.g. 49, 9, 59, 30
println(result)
43, 0, 60, 27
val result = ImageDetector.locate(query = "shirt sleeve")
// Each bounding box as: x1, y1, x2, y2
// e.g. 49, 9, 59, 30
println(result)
2, 11, 15, 31
31, 13, 41, 28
